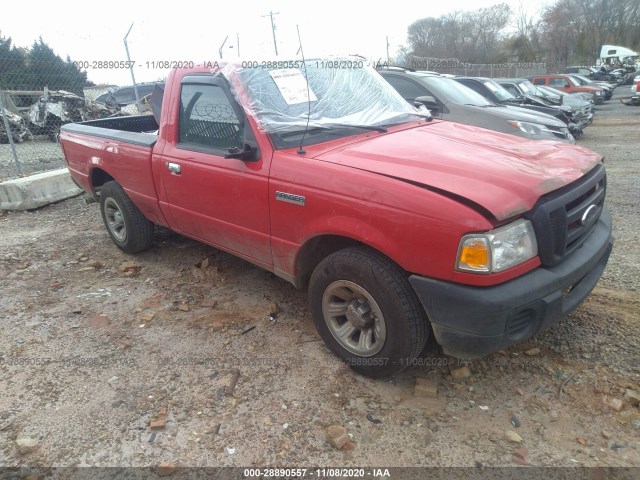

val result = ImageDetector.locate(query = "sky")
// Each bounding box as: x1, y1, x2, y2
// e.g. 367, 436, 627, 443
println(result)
1, 0, 550, 86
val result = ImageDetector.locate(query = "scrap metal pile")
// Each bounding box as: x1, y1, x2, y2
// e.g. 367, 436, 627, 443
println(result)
28, 89, 122, 141
0, 88, 123, 143
0, 107, 32, 144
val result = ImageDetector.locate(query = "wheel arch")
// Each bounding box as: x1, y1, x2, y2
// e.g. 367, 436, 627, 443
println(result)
292, 234, 408, 290
90, 167, 116, 192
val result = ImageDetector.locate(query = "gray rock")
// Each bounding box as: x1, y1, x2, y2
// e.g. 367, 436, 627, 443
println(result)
15, 438, 38, 454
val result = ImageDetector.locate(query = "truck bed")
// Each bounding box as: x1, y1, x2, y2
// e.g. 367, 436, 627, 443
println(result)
60, 115, 159, 147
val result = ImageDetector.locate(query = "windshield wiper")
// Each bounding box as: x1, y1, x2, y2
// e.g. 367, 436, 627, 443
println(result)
320, 123, 388, 133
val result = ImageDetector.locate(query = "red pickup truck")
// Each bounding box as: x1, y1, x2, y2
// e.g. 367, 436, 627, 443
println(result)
60, 61, 613, 377
530, 74, 606, 104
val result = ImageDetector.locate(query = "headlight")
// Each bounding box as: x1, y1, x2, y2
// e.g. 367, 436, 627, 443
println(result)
595, 91, 602, 96
507, 120, 553, 136
457, 219, 538, 273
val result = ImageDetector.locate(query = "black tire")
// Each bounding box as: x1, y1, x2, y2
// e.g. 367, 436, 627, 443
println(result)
99, 181, 154, 253
308, 246, 428, 377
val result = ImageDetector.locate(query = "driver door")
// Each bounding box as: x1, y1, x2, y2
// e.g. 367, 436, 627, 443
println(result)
158, 75, 272, 266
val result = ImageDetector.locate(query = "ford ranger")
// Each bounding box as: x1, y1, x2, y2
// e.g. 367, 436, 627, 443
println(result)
60, 60, 613, 377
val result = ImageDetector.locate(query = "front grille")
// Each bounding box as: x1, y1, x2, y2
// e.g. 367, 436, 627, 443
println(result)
527, 164, 606, 266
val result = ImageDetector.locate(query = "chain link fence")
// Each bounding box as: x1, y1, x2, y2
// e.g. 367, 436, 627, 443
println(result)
404, 55, 549, 78
0, 56, 137, 181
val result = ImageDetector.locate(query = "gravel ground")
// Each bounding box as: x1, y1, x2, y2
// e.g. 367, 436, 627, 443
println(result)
0, 137, 65, 181
0, 89, 638, 471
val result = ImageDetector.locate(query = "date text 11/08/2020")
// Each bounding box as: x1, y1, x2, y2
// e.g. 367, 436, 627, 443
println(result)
71, 60, 392, 70
244, 468, 391, 477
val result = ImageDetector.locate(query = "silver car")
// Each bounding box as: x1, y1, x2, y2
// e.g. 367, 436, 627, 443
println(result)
379, 69, 574, 143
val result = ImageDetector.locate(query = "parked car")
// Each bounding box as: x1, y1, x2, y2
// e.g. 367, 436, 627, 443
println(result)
60, 59, 612, 377
379, 69, 574, 142
497, 78, 593, 129
529, 85, 596, 125
565, 66, 615, 82
565, 74, 614, 100
609, 68, 638, 85
529, 75, 605, 104
540, 85, 594, 104
531, 84, 595, 105
452, 76, 582, 138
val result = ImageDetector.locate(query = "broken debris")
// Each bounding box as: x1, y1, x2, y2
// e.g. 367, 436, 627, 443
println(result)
512, 447, 529, 465
504, 431, 523, 443
150, 407, 168, 430
326, 425, 349, 449
225, 369, 241, 397
450, 365, 471, 381
15, 438, 38, 454
120, 260, 141, 276
366, 413, 382, 425
414, 377, 438, 399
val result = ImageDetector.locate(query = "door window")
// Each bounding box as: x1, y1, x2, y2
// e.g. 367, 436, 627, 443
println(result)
383, 76, 428, 101
549, 78, 570, 88
179, 83, 243, 151
503, 84, 520, 96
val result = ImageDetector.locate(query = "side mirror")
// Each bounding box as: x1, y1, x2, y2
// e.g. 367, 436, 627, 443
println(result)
224, 142, 260, 162
414, 95, 439, 112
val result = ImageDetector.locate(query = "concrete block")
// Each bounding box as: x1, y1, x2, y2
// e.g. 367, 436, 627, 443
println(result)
0, 168, 83, 211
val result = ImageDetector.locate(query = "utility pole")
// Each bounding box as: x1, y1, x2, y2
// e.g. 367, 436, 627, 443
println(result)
237, 33, 240, 57
219, 36, 228, 59
123, 23, 141, 113
386, 36, 390, 65
262, 10, 280, 56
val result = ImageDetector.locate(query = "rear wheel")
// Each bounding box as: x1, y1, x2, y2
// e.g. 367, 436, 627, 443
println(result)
309, 247, 428, 377
99, 181, 154, 253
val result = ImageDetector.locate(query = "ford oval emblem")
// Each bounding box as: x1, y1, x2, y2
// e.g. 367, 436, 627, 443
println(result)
580, 205, 600, 227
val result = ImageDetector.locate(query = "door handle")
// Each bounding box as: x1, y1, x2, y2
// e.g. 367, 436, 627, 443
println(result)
166, 162, 181, 174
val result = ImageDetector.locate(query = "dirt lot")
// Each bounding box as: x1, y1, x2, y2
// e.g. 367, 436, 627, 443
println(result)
1, 89, 639, 471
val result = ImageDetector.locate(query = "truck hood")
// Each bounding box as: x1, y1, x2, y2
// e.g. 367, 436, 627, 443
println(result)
313, 121, 602, 221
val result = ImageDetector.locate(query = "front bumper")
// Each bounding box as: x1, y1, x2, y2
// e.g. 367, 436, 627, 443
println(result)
409, 208, 613, 359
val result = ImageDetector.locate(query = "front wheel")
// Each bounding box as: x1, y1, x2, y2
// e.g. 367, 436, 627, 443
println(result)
99, 181, 154, 253
308, 247, 428, 377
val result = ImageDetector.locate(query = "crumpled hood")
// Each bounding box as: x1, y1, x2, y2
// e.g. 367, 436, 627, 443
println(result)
314, 121, 603, 221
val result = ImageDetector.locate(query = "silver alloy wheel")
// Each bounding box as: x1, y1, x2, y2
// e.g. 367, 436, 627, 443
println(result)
104, 197, 127, 242
321, 280, 387, 356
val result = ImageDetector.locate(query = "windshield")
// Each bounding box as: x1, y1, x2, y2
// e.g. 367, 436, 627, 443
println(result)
518, 80, 537, 94
419, 76, 494, 106
574, 74, 595, 85
567, 76, 582, 87
536, 85, 563, 97
222, 59, 421, 142
483, 79, 514, 101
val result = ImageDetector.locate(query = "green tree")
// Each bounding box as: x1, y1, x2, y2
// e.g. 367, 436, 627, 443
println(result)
0, 36, 88, 93
24, 38, 88, 94
407, 4, 512, 63
0, 36, 28, 90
